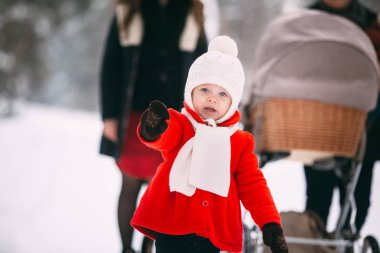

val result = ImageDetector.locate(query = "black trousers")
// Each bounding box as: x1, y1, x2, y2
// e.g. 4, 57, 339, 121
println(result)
304, 141, 377, 233
155, 233, 220, 253
305, 115, 380, 233
304, 165, 345, 227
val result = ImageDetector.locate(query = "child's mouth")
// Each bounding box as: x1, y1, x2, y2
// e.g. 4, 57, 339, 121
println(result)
204, 107, 216, 113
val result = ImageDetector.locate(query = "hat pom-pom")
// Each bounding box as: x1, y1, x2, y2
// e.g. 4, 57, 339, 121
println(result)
208, 35, 238, 57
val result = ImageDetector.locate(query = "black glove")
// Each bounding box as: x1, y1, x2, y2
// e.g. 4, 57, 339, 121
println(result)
262, 223, 288, 253
140, 100, 170, 141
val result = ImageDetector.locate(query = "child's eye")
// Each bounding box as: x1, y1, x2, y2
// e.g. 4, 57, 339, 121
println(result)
219, 92, 228, 97
200, 88, 209, 93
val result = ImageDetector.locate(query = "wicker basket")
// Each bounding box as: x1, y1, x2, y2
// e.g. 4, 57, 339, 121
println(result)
250, 98, 367, 158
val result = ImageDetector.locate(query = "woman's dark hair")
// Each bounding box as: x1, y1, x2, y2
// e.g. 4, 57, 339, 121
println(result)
115, 0, 204, 35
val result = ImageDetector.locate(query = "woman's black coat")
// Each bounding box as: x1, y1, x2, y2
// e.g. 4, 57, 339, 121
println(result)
99, 5, 207, 159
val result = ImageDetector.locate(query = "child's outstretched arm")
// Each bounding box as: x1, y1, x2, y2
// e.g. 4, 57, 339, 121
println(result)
140, 100, 170, 141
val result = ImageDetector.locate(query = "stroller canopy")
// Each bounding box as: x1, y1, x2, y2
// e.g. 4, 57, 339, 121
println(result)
252, 9, 379, 111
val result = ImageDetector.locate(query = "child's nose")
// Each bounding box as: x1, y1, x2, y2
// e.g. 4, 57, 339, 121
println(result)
208, 96, 216, 103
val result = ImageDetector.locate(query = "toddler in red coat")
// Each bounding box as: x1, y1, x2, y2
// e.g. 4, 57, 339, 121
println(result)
131, 36, 288, 253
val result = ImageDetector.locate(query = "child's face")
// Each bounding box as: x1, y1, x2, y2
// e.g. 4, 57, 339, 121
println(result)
192, 83, 232, 121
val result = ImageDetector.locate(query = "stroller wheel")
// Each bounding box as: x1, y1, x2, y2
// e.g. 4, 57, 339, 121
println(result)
362, 235, 380, 253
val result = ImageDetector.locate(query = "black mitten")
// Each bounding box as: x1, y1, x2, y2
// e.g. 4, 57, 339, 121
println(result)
262, 223, 288, 253
140, 100, 170, 141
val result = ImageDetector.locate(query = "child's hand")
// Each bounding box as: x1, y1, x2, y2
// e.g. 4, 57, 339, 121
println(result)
262, 223, 288, 253
140, 100, 169, 141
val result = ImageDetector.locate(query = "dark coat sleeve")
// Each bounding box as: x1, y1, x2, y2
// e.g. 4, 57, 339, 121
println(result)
195, 31, 208, 57
181, 31, 208, 83
100, 15, 123, 120
308, 0, 376, 29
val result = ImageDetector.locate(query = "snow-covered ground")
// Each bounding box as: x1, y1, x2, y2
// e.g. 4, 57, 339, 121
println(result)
0, 103, 379, 253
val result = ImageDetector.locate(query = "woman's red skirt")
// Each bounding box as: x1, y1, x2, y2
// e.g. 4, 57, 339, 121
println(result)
116, 111, 162, 180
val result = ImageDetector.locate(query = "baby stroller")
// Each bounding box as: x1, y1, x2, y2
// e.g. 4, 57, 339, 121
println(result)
244, 9, 380, 253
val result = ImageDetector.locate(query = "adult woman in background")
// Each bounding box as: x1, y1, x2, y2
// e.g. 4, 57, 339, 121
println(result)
99, 1, 207, 252
305, 0, 379, 235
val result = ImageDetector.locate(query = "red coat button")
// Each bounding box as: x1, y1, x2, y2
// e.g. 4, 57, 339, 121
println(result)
201, 200, 209, 207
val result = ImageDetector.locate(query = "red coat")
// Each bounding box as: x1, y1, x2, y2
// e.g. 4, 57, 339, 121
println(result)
131, 107, 281, 252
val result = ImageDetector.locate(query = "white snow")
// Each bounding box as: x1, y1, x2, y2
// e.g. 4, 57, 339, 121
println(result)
0, 103, 379, 253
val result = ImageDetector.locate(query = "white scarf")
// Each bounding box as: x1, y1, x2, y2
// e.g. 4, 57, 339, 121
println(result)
169, 109, 239, 197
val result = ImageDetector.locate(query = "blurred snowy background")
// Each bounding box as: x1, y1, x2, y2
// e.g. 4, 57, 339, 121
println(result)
0, 0, 318, 116
0, 0, 379, 252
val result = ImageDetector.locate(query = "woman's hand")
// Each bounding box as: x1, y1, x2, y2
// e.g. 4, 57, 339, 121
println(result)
103, 119, 118, 142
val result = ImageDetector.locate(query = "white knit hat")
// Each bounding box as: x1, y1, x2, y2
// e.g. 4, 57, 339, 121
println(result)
184, 35, 245, 123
